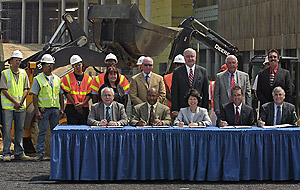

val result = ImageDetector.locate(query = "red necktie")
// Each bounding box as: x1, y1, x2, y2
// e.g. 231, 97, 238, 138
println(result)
189, 68, 194, 87
235, 106, 240, 125
231, 73, 235, 101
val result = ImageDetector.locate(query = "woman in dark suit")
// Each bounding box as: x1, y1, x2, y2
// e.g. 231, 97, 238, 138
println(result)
174, 89, 212, 127
98, 66, 126, 106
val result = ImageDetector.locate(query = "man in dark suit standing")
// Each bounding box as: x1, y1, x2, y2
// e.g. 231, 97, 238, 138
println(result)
257, 49, 292, 105
171, 48, 209, 117
217, 86, 254, 127
214, 55, 251, 117
258, 86, 297, 126
87, 87, 128, 126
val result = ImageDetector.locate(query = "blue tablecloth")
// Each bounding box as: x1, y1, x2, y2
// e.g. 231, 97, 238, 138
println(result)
50, 125, 300, 181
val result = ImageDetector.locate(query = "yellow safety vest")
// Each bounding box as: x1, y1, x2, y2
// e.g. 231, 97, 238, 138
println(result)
35, 73, 60, 108
1, 68, 26, 110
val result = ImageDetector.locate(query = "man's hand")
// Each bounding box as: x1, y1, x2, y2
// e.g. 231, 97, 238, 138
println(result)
219, 120, 228, 127
258, 120, 265, 127
99, 119, 108, 126
188, 123, 199, 127
14, 101, 22, 110
215, 110, 220, 117
176, 121, 184, 127
172, 111, 179, 118
137, 119, 147, 126
74, 103, 84, 114
153, 119, 162, 126
108, 121, 118, 126
35, 110, 43, 120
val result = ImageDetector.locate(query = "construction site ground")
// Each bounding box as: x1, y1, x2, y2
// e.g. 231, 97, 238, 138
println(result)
1, 43, 300, 189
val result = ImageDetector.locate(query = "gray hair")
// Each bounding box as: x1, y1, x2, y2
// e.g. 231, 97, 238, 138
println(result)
183, 48, 196, 56
225, 55, 238, 63
101, 87, 114, 96
272, 86, 285, 96
142, 56, 153, 64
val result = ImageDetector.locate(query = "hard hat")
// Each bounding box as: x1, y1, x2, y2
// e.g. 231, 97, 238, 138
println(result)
40, 54, 55, 64
70, 55, 82, 65
105, 53, 118, 63
136, 56, 145, 66
11, 50, 23, 59
263, 56, 269, 65
173, 54, 185, 64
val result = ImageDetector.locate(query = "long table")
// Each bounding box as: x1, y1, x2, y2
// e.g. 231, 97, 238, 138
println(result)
50, 125, 300, 181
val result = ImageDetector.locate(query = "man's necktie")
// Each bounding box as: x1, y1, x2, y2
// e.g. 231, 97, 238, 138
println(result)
276, 106, 281, 125
106, 106, 111, 123
231, 73, 236, 101
145, 75, 149, 85
149, 105, 155, 125
189, 68, 194, 87
235, 106, 240, 125
270, 70, 275, 86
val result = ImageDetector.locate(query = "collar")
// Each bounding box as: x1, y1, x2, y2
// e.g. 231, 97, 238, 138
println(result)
104, 103, 112, 110
270, 65, 278, 74
42, 72, 53, 80
234, 103, 242, 112
147, 102, 157, 110
227, 70, 237, 76
274, 102, 283, 109
185, 64, 195, 72
142, 71, 152, 78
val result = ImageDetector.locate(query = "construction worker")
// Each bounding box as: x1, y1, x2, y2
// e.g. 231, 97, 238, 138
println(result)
30, 54, 64, 161
61, 55, 92, 125
136, 56, 145, 73
0, 50, 30, 161
163, 54, 185, 117
90, 53, 130, 105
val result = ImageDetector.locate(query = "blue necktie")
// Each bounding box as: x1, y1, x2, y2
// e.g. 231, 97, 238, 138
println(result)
276, 106, 281, 125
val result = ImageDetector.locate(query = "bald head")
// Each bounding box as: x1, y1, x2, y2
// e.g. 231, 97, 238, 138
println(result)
147, 88, 159, 105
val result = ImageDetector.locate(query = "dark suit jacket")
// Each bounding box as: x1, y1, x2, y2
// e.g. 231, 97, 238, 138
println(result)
87, 101, 128, 126
130, 102, 171, 126
171, 65, 209, 111
259, 102, 298, 126
217, 102, 254, 126
257, 67, 292, 105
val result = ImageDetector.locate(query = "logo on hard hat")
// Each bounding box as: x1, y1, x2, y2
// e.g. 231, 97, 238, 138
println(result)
173, 54, 185, 63
11, 50, 23, 59
70, 55, 83, 65
105, 53, 118, 63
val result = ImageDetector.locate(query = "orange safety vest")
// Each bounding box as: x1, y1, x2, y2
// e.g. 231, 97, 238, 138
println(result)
90, 72, 130, 94
163, 73, 173, 108
61, 72, 92, 107
209, 81, 216, 109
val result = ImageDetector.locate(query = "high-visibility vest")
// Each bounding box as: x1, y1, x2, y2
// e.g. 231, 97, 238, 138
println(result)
35, 73, 60, 108
163, 73, 173, 108
61, 72, 92, 107
90, 72, 130, 94
1, 68, 27, 110
209, 81, 216, 109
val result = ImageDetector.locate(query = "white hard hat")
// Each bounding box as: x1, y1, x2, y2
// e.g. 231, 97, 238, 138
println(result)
173, 54, 185, 64
11, 50, 23, 59
263, 56, 269, 65
40, 54, 55, 64
105, 53, 118, 63
70, 55, 82, 65
136, 56, 145, 66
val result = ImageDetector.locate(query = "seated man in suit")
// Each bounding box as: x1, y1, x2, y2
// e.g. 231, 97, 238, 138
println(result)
130, 88, 171, 126
258, 86, 298, 127
217, 86, 254, 127
87, 87, 128, 126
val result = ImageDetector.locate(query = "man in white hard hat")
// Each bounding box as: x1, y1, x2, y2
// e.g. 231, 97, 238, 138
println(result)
136, 56, 145, 73
163, 54, 185, 117
90, 53, 130, 105
0, 50, 31, 161
30, 54, 64, 161
61, 55, 92, 125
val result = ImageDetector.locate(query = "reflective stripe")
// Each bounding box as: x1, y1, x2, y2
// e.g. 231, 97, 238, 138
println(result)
38, 97, 49, 100
96, 76, 100, 85
120, 75, 124, 83
2, 103, 15, 107
6, 70, 11, 89
123, 83, 130, 91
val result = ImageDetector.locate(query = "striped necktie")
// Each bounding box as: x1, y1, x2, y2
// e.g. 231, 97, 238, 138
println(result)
106, 106, 111, 122
189, 68, 194, 87
231, 73, 235, 101
270, 70, 275, 86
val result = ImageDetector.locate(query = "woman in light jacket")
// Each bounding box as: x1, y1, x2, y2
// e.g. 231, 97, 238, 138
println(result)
174, 89, 212, 127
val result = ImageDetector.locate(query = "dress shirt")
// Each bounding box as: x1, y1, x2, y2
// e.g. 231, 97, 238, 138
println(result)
234, 103, 242, 115
142, 71, 152, 84
104, 104, 113, 122
228, 70, 238, 98
146, 102, 157, 121
185, 64, 195, 77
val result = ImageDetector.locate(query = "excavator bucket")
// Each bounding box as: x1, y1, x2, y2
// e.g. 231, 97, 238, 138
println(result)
88, 4, 179, 67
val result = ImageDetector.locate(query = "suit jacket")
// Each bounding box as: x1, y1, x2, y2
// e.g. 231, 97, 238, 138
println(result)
213, 70, 251, 112
257, 67, 292, 105
130, 102, 171, 126
174, 106, 212, 126
217, 102, 254, 126
171, 65, 209, 111
87, 101, 128, 126
129, 72, 166, 105
259, 102, 297, 126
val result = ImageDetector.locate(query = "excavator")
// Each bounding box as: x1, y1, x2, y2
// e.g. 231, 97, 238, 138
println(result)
0, 4, 252, 153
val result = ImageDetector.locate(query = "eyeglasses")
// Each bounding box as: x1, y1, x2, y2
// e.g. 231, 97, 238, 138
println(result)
73, 63, 82, 67
43, 63, 53, 67
143, 64, 153, 67
13, 59, 22, 62
269, 56, 278, 59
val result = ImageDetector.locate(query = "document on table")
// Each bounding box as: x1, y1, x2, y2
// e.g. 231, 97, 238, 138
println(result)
260, 124, 297, 128
219, 125, 252, 129
136, 126, 170, 128
90, 125, 124, 128
173, 125, 206, 128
